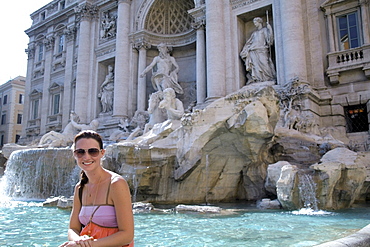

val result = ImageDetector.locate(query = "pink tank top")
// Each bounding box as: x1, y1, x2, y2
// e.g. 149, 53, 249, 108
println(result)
79, 205, 118, 227
78, 176, 118, 228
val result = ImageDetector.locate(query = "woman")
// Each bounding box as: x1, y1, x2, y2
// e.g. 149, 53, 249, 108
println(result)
59, 131, 134, 247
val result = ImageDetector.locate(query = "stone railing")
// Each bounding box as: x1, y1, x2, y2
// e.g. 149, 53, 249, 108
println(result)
26, 119, 41, 136
326, 44, 370, 84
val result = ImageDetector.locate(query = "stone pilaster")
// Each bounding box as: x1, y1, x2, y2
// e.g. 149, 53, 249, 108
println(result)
74, 3, 97, 122
135, 41, 151, 111
113, 0, 132, 117
360, 0, 370, 44
40, 36, 55, 134
22, 43, 36, 138
62, 26, 76, 128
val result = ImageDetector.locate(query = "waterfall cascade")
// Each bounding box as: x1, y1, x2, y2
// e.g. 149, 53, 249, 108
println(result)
1, 148, 79, 199
298, 173, 319, 211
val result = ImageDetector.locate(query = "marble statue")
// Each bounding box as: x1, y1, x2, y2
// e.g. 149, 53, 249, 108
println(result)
98, 65, 114, 113
143, 91, 167, 134
38, 112, 79, 147
100, 12, 116, 39
140, 43, 184, 94
109, 118, 130, 142
240, 17, 276, 83
70, 115, 99, 132
158, 88, 184, 120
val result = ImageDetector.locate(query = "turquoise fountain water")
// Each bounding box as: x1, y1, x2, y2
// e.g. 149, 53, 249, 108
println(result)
0, 198, 369, 247
1, 148, 369, 246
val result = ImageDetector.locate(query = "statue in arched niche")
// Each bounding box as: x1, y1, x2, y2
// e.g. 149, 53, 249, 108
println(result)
140, 43, 184, 94
240, 16, 276, 83
98, 65, 114, 113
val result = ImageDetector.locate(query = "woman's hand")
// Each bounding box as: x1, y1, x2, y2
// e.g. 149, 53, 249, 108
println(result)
59, 235, 94, 247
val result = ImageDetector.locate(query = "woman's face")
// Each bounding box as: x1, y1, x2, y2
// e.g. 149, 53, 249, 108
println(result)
74, 138, 105, 172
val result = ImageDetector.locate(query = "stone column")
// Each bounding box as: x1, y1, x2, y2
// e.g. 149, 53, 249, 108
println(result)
40, 36, 54, 134
21, 43, 36, 138
135, 41, 151, 111
113, 0, 132, 117
62, 26, 76, 128
189, 5, 207, 104
205, 0, 226, 100
74, 3, 96, 122
279, 0, 308, 85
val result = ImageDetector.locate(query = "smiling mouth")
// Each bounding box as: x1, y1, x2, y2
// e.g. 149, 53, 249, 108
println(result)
82, 161, 93, 165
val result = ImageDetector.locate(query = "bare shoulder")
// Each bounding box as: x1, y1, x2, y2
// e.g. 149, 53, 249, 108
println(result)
107, 171, 129, 189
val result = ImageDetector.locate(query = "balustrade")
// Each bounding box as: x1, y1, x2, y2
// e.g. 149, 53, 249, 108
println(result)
327, 44, 370, 84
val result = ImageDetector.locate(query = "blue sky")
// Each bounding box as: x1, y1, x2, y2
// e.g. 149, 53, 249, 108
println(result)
0, 0, 51, 84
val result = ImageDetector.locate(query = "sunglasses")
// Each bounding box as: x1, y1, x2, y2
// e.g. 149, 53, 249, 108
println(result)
73, 148, 101, 158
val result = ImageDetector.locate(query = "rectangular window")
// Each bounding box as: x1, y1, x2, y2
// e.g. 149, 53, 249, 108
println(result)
52, 94, 60, 115
344, 104, 369, 133
17, 114, 22, 124
3, 95, 7, 105
60, 1, 65, 10
0, 135, 3, 146
337, 12, 361, 50
1, 114, 6, 125
19, 94, 23, 104
32, 99, 39, 120
58, 35, 64, 53
15, 134, 20, 143
38, 44, 44, 61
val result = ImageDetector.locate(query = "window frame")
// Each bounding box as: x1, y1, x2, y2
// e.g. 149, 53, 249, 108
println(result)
19, 94, 23, 104
336, 10, 362, 51
344, 104, 369, 133
3, 95, 7, 105
38, 44, 44, 62
32, 99, 39, 120
52, 93, 61, 115
17, 113, 23, 124
1, 114, 6, 125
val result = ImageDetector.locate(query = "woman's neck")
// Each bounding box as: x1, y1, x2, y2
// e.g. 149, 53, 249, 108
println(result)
86, 168, 107, 184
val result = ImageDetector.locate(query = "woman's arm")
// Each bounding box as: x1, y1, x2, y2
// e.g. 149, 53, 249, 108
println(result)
92, 177, 134, 247
68, 184, 84, 241
59, 184, 94, 247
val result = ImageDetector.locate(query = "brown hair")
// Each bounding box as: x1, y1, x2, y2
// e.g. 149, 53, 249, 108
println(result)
74, 131, 104, 199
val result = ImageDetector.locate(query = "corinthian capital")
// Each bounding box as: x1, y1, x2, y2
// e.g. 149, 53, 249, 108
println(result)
133, 40, 151, 50
25, 43, 36, 59
44, 36, 55, 51
75, 3, 98, 21
64, 26, 77, 43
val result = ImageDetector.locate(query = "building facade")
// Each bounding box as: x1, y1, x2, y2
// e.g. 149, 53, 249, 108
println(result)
21, 0, 370, 148
0, 76, 25, 146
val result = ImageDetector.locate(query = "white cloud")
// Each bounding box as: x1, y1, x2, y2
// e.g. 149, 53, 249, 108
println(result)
0, 0, 51, 84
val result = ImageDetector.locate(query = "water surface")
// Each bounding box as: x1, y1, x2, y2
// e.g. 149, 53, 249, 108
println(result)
0, 201, 369, 247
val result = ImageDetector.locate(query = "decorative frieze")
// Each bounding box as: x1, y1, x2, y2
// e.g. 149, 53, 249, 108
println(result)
230, 0, 262, 10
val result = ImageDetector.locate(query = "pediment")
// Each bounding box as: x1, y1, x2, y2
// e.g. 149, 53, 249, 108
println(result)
321, 0, 351, 8
30, 88, 42, 96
